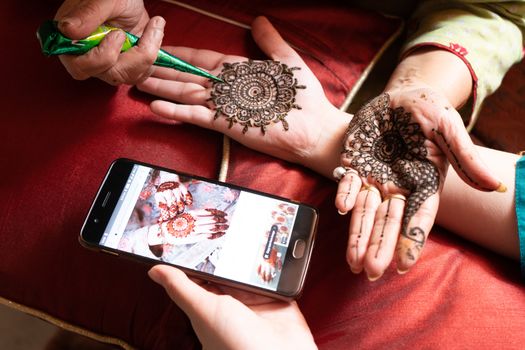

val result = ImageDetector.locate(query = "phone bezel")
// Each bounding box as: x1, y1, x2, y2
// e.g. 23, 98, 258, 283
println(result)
80, 158, 318, 300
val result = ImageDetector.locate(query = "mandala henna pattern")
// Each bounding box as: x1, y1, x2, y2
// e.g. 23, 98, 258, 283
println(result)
165, 213, 196, 238
342, 93, 440, 256
210, 60, 305, 134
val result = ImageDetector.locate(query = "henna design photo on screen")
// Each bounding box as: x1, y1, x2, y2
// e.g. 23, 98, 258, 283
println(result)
210, 60, 306, 134
343, 93, 440, 257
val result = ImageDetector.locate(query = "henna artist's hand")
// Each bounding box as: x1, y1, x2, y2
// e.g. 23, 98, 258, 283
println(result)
137, 16, 350, 177
334, 89, 504, 280
148, 265, 317, 350
54, 0, 164, 85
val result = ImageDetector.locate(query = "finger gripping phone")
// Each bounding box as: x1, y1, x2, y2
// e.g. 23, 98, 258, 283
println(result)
80, 159, 318, 300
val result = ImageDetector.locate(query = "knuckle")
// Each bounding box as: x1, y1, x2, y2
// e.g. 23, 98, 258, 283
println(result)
77, 0, 104, 19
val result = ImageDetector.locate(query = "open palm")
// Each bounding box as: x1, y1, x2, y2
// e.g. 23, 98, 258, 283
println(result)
137, 16, 350, 177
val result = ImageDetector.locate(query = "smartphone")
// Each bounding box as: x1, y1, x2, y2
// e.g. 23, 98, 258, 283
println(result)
80, 158, 318, 300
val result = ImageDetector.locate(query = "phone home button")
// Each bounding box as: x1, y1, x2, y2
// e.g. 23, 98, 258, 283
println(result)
292, 239, 306, 259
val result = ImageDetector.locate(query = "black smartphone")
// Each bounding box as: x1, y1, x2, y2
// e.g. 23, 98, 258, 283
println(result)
80, 159, 318, 300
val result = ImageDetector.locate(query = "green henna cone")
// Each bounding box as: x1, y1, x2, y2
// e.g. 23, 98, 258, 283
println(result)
37, 20, 222, 83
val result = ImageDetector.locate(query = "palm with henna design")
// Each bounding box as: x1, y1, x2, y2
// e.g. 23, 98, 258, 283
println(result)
336, 89, 502, 278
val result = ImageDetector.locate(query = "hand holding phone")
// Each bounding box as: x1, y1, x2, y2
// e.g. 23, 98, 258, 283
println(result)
148, 265, 318, 350
81, 159, 318, 300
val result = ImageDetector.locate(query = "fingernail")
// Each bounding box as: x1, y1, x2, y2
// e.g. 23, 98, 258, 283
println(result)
147, 267, 160, 283
155, 16, 166, 27
337, 209, 347, 215
350, 266, 362, 274
367, 273, 383, 282
109, 30, 125, 42
495, 182, 507, 193
397, 268, 409, 275
59, 17, 81, 29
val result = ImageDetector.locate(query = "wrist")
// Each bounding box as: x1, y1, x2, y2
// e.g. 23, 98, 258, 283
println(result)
300, 107, 352, 179
385, 47, 473, 109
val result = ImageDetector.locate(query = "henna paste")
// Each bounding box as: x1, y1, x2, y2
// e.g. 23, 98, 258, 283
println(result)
210, 60, 305, 134
342, 93, 440, 253
374, 198, 391, 258
166, 213, 196, 238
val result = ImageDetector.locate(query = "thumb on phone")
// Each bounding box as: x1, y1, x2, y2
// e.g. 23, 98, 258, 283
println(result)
148, 265, 214, 319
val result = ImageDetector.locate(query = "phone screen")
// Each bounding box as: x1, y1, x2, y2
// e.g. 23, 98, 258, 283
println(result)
95, 163, 309, 292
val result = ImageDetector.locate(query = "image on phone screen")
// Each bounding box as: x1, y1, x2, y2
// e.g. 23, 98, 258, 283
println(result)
99, 164, 303, 291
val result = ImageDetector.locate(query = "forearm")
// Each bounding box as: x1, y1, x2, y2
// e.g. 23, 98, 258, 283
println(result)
300, 106, 351, 179
384, 47, 473, 109
437, 146, 520, 260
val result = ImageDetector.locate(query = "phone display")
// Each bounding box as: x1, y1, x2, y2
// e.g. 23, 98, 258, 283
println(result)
81, 159, 318, 300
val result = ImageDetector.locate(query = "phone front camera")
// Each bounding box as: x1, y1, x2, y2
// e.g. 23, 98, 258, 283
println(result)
94, 218, 99, 224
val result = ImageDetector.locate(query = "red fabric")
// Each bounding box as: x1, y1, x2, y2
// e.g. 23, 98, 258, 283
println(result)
1, 0, 524, 349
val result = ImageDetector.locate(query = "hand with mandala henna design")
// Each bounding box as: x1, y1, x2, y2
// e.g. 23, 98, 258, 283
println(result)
137, 16, 351, 177
154, 174, 193, 222
147, 208, 229, 253
335, 48, 506, 279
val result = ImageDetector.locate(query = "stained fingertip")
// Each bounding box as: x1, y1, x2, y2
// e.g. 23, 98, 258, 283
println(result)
395, 238, 421, 272
338, 209, 348, 215
495, 182, 507, 193
397, 268, 409, 275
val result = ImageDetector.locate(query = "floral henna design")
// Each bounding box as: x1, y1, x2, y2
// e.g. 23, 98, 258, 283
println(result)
342, 93, 440, 259
210, 60, 305, 134
165, 213, 196, 238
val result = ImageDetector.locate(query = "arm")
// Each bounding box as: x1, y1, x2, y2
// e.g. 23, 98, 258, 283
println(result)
398, 0, 525, 127
334, 0, 524, 276
438, 146, 520, 260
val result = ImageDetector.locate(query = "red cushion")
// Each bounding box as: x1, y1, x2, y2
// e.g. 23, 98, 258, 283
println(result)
1, 1, 524, 349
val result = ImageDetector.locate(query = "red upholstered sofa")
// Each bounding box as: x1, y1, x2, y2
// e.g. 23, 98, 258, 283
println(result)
2, 0, 525, 349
